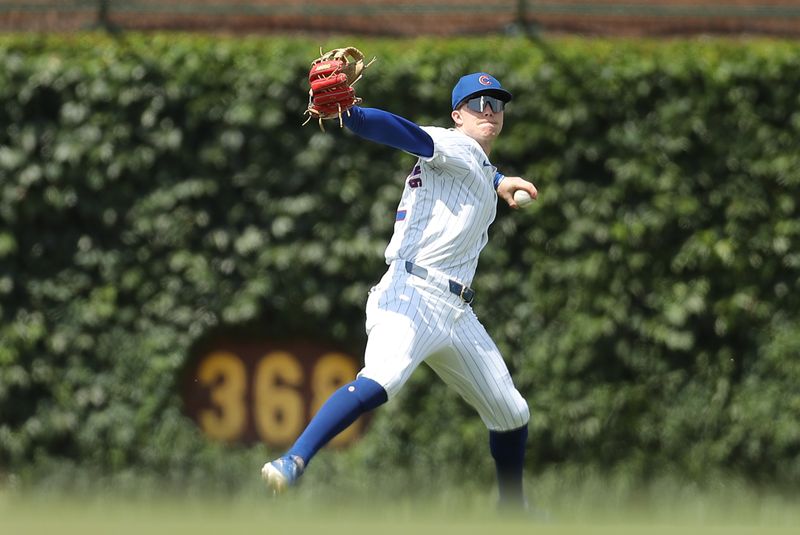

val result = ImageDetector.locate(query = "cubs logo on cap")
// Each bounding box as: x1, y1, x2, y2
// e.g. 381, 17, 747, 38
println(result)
451, 72, 513, 110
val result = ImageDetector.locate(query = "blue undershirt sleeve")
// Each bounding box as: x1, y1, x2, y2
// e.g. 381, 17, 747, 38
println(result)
493, 171, 506, 189
342, 106, 434, 158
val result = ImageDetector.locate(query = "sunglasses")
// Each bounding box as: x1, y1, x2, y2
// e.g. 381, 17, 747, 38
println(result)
464, 95, 506, 113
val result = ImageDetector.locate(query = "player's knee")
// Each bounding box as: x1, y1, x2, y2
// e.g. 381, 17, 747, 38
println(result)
509, 399, 530, 429
500, 392, 529, 429
348, 376, 388, 411
488, 390, 529, 430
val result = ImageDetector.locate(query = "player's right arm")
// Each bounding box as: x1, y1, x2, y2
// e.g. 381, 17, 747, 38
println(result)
496, 175, 538, 209
343, 107, 434, 158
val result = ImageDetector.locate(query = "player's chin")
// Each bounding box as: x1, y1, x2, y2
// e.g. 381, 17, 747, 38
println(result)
480, 124, 501, 137
481, 130, 500, 142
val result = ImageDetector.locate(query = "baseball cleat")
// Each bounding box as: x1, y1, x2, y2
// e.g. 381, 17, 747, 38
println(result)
261, 455, 304, 494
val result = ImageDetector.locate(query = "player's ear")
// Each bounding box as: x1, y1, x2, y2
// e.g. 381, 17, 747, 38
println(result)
451, 109, 463, 126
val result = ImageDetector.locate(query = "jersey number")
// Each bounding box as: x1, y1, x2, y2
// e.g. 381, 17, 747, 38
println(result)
407, 164, 422, 188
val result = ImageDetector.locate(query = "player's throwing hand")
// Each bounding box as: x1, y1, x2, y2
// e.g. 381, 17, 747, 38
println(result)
497, 176, 538, 209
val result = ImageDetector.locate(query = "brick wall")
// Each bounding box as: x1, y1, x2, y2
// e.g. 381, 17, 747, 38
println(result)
1, 0, 799, 36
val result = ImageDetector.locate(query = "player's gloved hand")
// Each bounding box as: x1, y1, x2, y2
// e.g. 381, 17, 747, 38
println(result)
304, 47, 376, 131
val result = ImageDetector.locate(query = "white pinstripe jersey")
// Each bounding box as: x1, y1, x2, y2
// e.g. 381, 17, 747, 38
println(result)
384, 126, 499, 286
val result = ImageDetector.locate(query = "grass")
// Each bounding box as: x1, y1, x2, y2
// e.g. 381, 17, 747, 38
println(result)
1, 470, 797, 535
1, 498, 797, 535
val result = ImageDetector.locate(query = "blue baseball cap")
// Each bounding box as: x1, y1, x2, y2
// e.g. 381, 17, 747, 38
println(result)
451, 72, 513, 110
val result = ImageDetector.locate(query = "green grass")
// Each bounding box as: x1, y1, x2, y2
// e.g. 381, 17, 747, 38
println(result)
1, 500, 797, 535
2, 472, 798, 535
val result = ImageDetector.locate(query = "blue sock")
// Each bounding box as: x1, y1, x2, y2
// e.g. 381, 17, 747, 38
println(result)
489, 425, 528, 507
288, 376, 387, 466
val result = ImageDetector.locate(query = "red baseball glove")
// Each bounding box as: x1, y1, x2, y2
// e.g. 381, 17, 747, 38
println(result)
304, 47, 375, 131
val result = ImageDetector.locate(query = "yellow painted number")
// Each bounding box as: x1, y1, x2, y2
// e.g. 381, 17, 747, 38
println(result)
196, 348, 362, 447
197, 351, 247, 441
253, 351, 305, 446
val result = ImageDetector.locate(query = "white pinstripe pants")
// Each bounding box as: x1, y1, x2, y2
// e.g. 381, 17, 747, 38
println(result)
358, 261, 530, 431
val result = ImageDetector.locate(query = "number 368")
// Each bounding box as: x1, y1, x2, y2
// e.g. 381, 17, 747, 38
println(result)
192, 350, 362, 447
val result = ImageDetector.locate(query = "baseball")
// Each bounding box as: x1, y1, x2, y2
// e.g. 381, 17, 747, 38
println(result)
513, 189, 534, 207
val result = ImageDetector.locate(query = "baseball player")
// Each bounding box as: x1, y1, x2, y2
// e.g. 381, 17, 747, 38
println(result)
262, 70, 538, 509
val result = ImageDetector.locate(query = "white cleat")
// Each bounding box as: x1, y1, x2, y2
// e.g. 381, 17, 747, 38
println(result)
261, 455, 304, 495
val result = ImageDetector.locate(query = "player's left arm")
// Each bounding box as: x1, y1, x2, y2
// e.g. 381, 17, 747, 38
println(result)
343, 107, 434, 158
495, 175, 538, 210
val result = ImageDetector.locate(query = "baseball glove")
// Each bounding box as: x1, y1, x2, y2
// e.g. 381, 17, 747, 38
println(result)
304, 47, 375, 131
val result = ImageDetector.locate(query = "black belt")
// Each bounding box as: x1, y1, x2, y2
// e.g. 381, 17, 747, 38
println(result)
403, 261, 476, 305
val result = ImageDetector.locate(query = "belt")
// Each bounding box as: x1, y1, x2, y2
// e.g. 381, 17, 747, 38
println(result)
403, 261, 475, 305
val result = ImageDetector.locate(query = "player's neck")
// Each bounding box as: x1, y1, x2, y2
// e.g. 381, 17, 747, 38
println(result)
475, 138, 493, 157
456, 126, 494, 156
